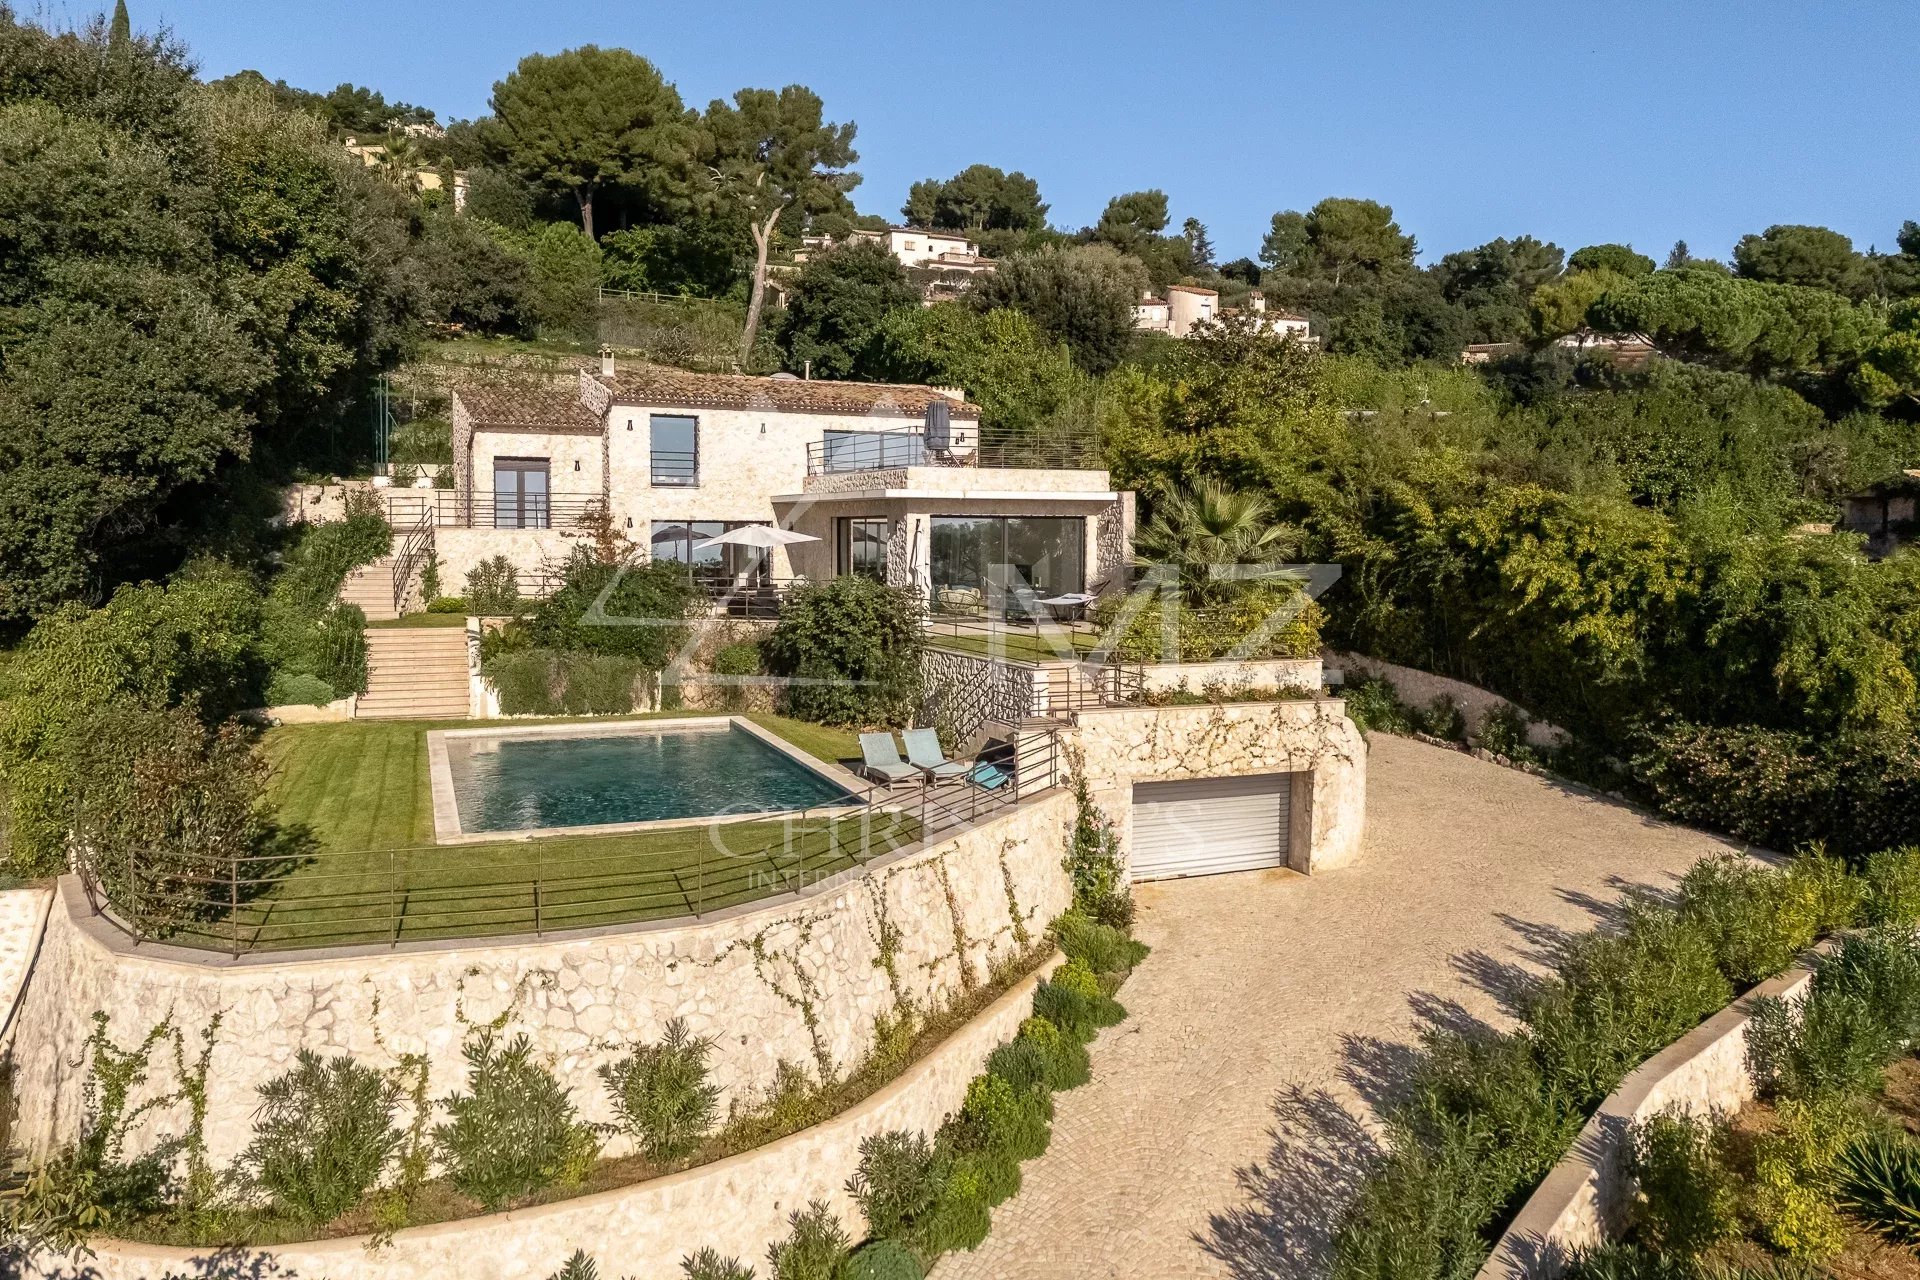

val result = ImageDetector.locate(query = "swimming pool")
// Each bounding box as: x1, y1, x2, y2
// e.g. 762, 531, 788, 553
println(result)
435, 720, 860, 838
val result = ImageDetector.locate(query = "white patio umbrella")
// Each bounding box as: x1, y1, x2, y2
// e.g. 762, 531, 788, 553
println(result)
692, 526, 820, 551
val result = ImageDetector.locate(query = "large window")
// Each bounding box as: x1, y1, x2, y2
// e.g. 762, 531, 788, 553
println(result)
835, 517, 889, 581
491, 457, 550, 529
650, 415, 698, 486
650, 521, 769, 586
929, 516, 1085, 613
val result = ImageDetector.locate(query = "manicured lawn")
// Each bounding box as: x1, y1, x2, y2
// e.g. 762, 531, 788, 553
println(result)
365, 612, 469, 628
225, 711, 892, 951
925, 630, 1101, 663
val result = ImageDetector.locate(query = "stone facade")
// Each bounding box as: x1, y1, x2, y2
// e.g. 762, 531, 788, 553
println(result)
34, 960, 1058, 1280
1477, 956, 1820, 1279
1134, 657, 1324, 698
1065, 699, 1367, 875
9, 792, 1076, 1166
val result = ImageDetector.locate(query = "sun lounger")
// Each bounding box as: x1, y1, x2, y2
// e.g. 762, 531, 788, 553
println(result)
902, 728, 970, 783
859, 732, 919, 786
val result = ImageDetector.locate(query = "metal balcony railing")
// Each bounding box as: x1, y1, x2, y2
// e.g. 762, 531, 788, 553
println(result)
804, 431, 1101, 477
382, 491, 605, 531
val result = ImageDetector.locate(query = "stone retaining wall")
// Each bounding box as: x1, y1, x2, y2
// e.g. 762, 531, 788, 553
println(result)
9, 791, 1075, 1166
0, 886, 53, 1051
1068, 699, 1367, 874
37, 957, 1062, 1280
1475, 958, 1819, 1279
1328, 651, 1568, 751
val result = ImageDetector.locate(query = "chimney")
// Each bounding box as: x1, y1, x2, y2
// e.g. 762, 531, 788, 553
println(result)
599, 345, 615, 379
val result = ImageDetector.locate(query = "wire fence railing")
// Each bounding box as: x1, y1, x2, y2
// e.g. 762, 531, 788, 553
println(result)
73, 730, 1065, 956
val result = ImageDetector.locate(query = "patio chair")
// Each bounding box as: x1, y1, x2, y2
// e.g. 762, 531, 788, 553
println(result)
858, 732, 919, 787
902, 728, 970, 783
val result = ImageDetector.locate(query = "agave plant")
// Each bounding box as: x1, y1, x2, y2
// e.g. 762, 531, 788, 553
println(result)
1131, 479, 1300, 602
1837, 1128, 1920, 1246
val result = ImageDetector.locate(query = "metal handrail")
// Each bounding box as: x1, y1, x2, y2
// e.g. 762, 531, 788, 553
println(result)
805, 431, 1101, 477
72, 726, 1066, 955
390, 509, 433, 616
649, 451, 698, 486
384, 491, 606, 531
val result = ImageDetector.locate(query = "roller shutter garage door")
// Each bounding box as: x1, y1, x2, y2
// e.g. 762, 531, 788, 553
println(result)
1130, 773, 1293, 880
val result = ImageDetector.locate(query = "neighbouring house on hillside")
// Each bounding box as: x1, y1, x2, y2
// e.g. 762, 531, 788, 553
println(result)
1461, 330, 1657, 369
794, 226, 998, 303
428, 355, 1132, 611
343, 137, 468, 209
1134, 287, 1311, 342
1839, 469, 1920, 559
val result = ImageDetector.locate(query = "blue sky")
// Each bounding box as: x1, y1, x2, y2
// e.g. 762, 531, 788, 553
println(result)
113, 0, 1919, 264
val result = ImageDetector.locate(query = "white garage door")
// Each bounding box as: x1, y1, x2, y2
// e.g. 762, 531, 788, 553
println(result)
1130, 774, 1293, 880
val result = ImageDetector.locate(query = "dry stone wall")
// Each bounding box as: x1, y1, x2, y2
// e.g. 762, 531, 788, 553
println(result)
9, 791, 1075, 1167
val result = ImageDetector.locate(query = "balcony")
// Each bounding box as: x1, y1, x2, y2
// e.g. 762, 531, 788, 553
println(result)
804, 431, 1101, 478
384, 491, 605, 530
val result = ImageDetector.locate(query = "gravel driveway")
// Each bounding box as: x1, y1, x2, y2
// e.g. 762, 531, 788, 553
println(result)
935, 733, 1741, 1280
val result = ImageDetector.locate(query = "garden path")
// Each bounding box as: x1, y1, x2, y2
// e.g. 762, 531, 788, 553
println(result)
934, 733, 1743, 1280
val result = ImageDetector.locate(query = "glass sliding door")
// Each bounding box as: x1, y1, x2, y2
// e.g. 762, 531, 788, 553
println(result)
835, 517, 889, 581
928, 516, 1085, 614
649, 521, 771, 587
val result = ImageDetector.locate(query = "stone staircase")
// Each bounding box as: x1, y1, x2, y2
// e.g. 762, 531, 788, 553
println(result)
339, 557, 401, 622
357, 628, 472, 720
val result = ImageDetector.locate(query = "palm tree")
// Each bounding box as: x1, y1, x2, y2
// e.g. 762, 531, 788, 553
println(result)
1132, 479, 1299, 601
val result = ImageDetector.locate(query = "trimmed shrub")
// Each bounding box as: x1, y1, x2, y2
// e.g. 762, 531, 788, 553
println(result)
1748, 929, 1920, 1102
1749, 1097, 1857, 1262
1395, 1029, 1579, 1202
237, 1050, 403, 1225
1863, 846, 1920, 925
761, 576, 923, 727
433, 1029, 600, 1210
486, 649, 645, 716
1032, 960, 1128, 1043
1837, 1128, 1920, 1248
711, 640, 762, 712
266, 670, 337, 708
844, 1238, 924, 1280
681, 1249, 755, 1280
1676, 852, 1857, 985
1051, 910, 1149, 975
1559, 1245, 1696, 1280
1625, 1109, 1739, 1258
948, 1074, 1050, 1163
920, 1163, 992, 1255
465, 556, 522, 616
599, 1019, 720, 1163
427, 596, 469, 614
1524, 904, 1731, 1106
1341, 675, 1419, 737
846, 1129, 945, 1248
1017, 1016, 1090, 1090
766, 1200, 849, 1280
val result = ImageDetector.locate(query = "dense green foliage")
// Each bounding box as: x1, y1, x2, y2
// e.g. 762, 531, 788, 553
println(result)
598, 1019, 720, 1162
0, 14, 417, 625
1329, 850, 1895, 1280
237, 1050, 404, 1225
761, 576, 923, 727
433, 1029, 600, 1210
778, 239, 919, 378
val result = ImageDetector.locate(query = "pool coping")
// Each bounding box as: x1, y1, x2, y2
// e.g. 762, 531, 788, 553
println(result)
426, 715, 872, 846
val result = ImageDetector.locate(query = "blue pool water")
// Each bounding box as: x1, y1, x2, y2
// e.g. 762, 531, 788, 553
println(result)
446, 725, 856, 834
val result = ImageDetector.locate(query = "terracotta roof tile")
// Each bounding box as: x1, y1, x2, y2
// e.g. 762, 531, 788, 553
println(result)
453, 387, 600, 432
600, 368, 980, 420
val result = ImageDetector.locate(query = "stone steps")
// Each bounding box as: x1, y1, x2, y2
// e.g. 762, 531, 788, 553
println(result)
340, 557, 400, 622
359, 628, 470, 720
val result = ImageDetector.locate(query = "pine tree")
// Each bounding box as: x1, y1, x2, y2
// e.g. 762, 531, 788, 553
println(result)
1182, 216, 1216, 271
1665, 239, 1693, 270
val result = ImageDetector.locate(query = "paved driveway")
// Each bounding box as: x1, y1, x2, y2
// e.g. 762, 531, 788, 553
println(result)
935, 733, 1741, 1280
